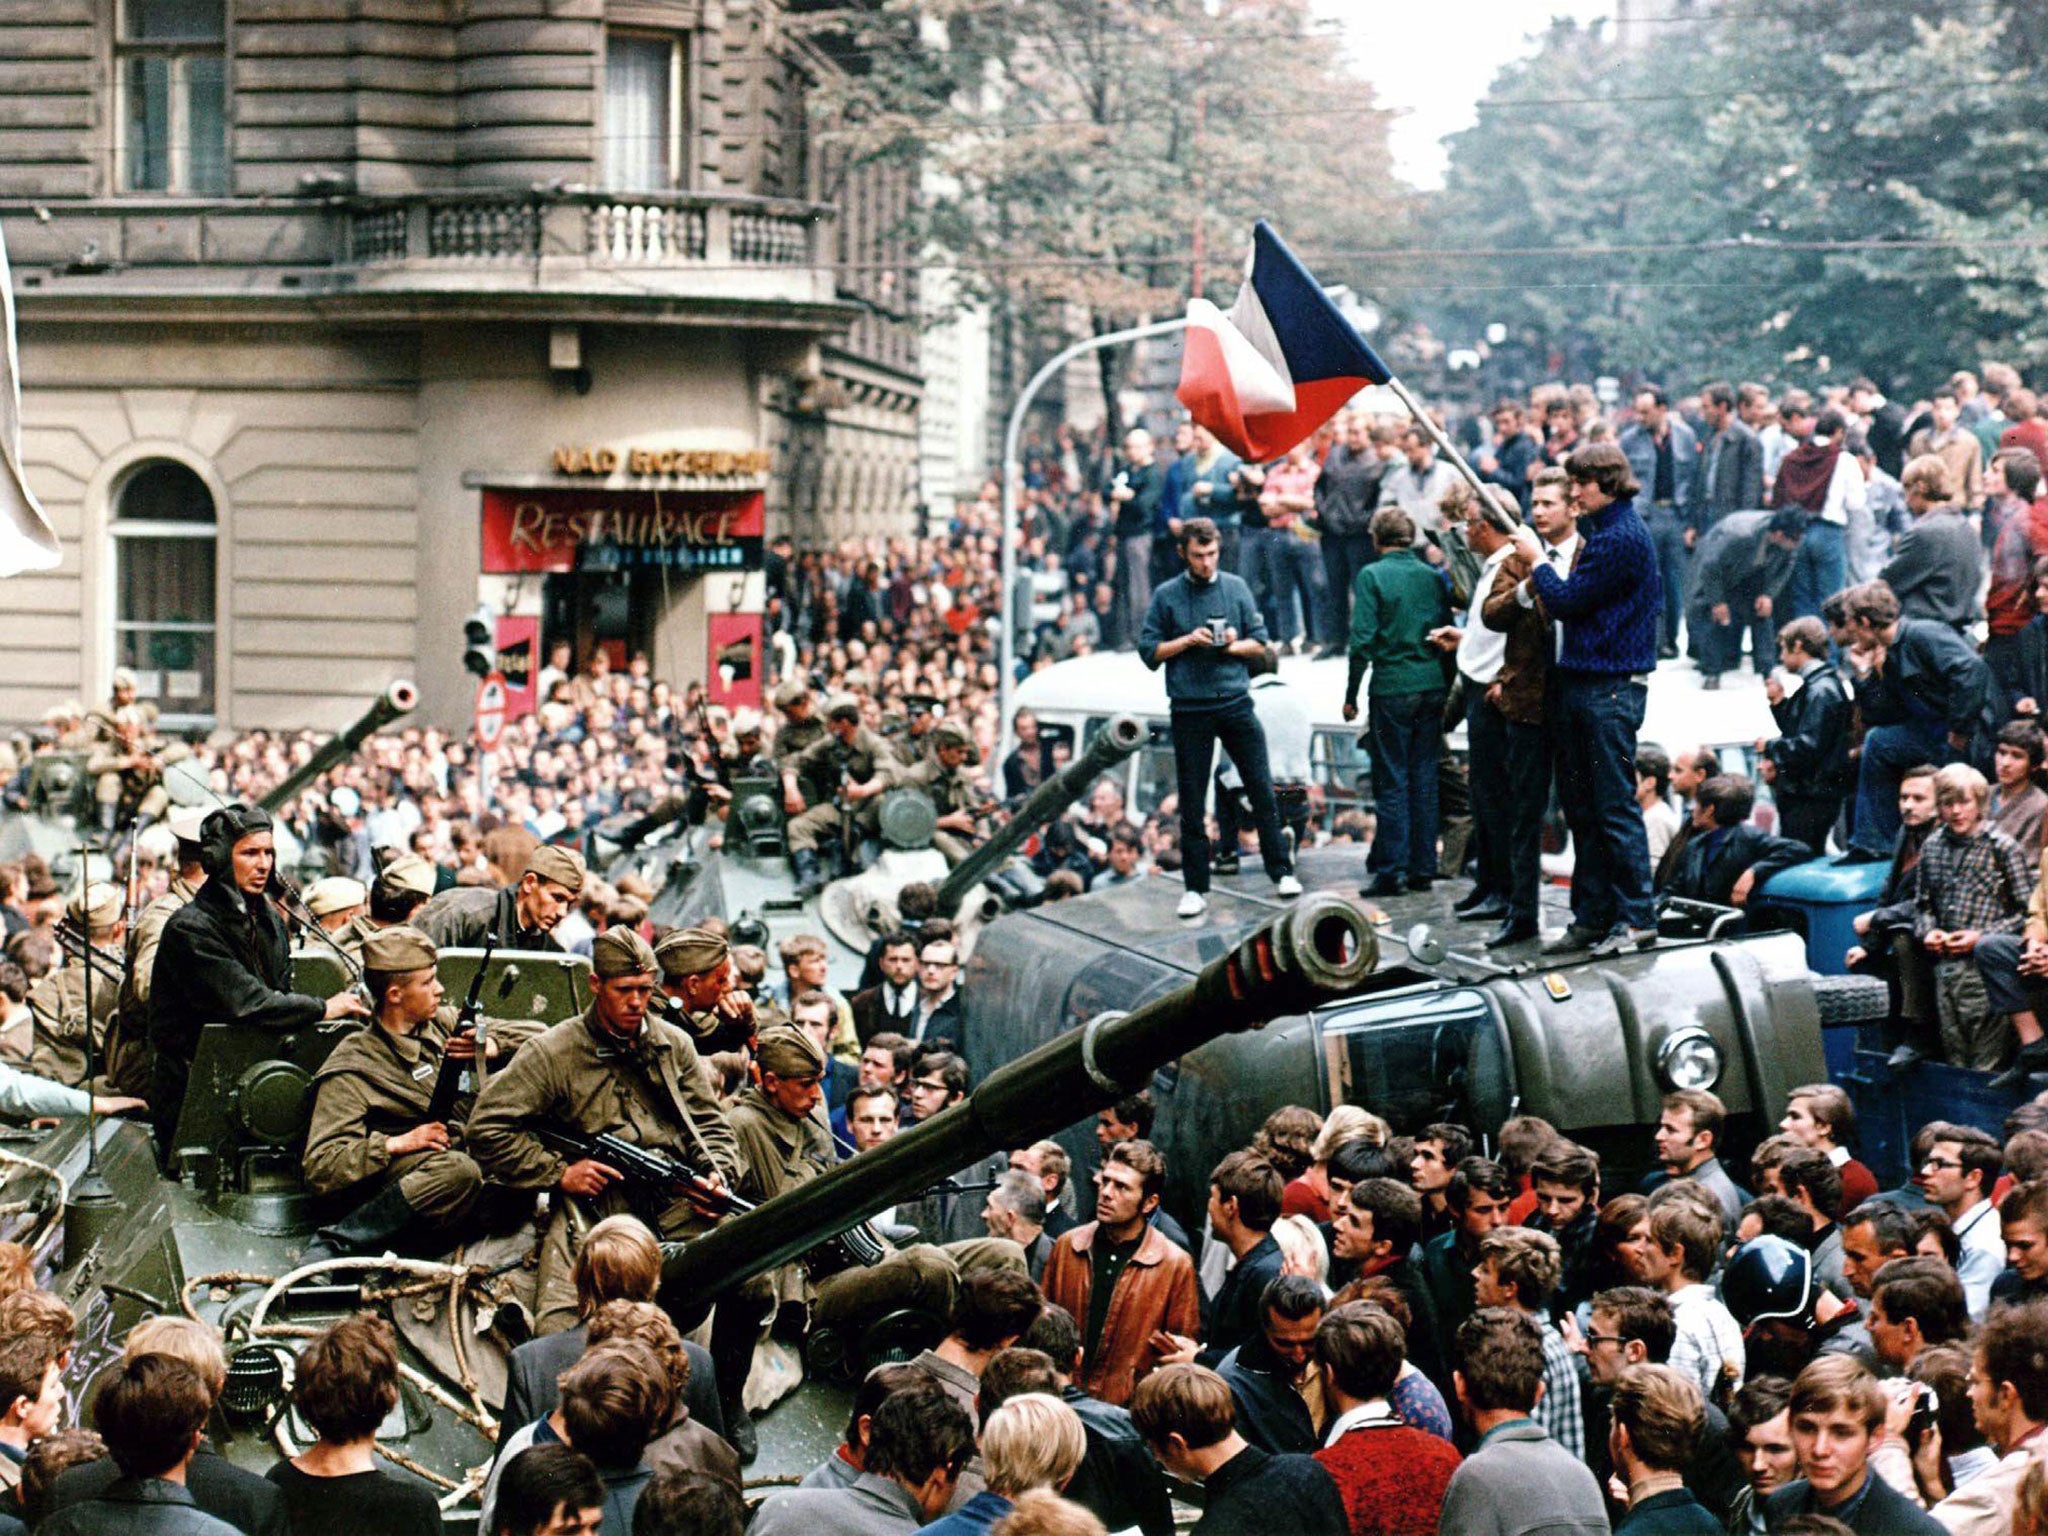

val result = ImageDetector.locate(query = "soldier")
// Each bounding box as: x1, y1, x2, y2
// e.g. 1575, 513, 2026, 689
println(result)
148, 804, 370, 1159
412, 844, 584, 953
898, 720, 984, 865
27, 883, 124, 1090
770, 680, 826, 772
83, 669, 184, 838
465, 926, 772, 1459
111, 805, 207, 1097
336, 853, 438, 962
653, 927, 759, 1058
782, 695, 901, 897
301, 926, 543, 1263
302, 876, 367, 941
727, 1023, 836, 1309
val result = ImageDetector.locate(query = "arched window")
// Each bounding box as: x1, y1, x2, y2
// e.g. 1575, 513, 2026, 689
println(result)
111, 459, 217, 724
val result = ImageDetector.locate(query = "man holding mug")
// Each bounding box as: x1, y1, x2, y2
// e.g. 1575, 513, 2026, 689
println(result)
1139, 518, 1303, 918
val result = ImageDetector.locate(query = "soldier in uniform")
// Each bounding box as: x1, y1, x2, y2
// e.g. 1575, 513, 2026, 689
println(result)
898, 721, 984, 866
653, 927, 760, 1057
726, 1024, 836, 1310
112, 805, 207, 1098
465, 927, 773, 1459
782, 695, 902, 897
27, 882, 125, 1090
335, 853, 438, 962
148, 804, 370, 1159
83, 668, 184, 838
302, 876, 367, 941
724, 710, 774, 779
412, 844, 584, 953
770, 680, 826, 771
301, 926, 544, 1263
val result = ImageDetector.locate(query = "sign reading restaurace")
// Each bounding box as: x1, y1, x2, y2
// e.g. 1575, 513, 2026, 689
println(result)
479, 487, 765, 574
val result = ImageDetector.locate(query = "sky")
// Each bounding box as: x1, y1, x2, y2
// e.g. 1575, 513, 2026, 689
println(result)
1317, 0, 1616, 188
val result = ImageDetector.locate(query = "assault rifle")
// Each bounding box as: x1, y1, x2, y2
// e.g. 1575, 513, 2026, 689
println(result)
531, 1125, 888, 1279
423, 928, 495, 1125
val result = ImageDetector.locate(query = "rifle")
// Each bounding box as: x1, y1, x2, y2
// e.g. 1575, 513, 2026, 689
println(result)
531, 1125, 888, 1279
424, 928, 495, 1125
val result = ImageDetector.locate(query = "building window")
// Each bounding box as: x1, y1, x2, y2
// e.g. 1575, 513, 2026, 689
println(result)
119, 0, 229, 195
605, 32, 683, 192
112, 460, 217, 725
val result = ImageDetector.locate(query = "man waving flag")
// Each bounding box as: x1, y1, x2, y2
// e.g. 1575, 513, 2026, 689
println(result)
1176, 220, 1392, 463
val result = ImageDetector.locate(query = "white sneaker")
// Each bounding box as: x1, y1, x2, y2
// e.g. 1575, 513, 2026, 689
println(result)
1177, 891, 1207, 919
1275, 875, 1303, 898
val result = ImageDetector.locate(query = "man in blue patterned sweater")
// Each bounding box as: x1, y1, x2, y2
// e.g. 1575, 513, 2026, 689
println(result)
1510, 442, 1664, 959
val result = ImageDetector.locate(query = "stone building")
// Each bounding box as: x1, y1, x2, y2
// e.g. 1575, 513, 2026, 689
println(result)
0, 0, 920, 732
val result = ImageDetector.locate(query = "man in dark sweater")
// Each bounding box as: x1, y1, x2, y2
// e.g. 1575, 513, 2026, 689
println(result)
1881, 455, 1984, 628
1511, 443, 1663, 959
1138, 518, 1301, 918
1111, 428, 1166, 648
1762, 616, 1854, 854
1762, 1355, 1943, 1533
1130, 1364, 1346, 1536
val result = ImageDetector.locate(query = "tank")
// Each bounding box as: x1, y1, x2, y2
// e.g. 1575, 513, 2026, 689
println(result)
251, 679, 419, 813
662, 892, 1377, 1299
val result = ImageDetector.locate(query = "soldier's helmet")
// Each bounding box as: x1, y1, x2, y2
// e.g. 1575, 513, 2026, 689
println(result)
1722, 1235, 1813, 1329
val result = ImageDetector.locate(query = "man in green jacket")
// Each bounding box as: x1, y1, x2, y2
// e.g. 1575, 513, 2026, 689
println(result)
1343, 507, 1451, 897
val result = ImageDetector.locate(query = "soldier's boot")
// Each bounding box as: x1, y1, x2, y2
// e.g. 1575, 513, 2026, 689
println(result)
300, 1183, 420, 1268
792, 847, 824, 899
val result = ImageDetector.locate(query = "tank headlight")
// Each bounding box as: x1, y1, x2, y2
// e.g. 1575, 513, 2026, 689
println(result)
1657, 1027, 1723, 1092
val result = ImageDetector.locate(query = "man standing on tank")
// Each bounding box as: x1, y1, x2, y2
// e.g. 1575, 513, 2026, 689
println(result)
1139, 517, 1303, 919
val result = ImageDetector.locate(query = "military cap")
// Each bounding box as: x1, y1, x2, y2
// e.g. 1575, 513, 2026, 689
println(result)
304, 875, 367, 918
654, 926, 729, 979
755, 1022, 827, 1080
361, 925, 437, 974
376, 853, 438, 898
523, 844, 586, 895
110, 667, 137, 691
167, 806, 208, 844
772, 679, 810, 709
932, 719, 972, 749
68, 882, 122, 930
824, 693, 861, 723
731, 708, 764, 738
591, 925, 658, 978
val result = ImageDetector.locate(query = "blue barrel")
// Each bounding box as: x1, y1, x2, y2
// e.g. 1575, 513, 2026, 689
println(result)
1751, 857, 1891, 976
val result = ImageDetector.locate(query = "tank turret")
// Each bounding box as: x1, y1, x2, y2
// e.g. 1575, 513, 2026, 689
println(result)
933, 713, 1147, 915
256, 680, 418, 813
661, 892, 1376, 1298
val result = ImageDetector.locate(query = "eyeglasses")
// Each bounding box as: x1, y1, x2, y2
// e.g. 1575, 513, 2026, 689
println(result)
922, 959, 956, 969
1921, 1156, 1965, 1171
911, 1078, 951, 1093
1584, 1333, 1627, 1348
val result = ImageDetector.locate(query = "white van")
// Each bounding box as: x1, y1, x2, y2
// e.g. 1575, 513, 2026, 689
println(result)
1011, 650, 1781, 824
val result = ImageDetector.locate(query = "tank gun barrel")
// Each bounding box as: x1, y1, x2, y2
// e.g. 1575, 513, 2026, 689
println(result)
257, 681, 418, 813
934, 713, 1147, 913
661, 893, 1377, 1298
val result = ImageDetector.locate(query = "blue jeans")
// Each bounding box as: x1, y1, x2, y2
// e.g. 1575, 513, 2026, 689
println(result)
1687, 599, 1775, 679
1850, 715, 1951, 855
1551, 673, 1654, 932
1788, 519, 1847, 622
1263, 531, 1328, 645
1240, 528, 1282, 634
1367, 690, 1446, 880
1644, 505, 1688, 651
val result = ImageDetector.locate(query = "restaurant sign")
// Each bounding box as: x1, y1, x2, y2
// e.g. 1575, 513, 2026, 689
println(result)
479, 486, 764, 575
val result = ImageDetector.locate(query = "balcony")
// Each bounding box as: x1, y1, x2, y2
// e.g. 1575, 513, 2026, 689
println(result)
3, 189, 848, 330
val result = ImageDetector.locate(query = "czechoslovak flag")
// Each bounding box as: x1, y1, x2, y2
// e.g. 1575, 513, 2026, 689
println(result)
1176, 220, 1391, 464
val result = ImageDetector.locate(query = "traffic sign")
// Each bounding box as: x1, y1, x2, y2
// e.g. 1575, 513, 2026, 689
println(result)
474, 671, 507, 752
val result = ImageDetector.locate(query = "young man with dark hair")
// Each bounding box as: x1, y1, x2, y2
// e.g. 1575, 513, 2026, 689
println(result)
1643, 1089, 1748, 1228
40, 1357, 238, 1536
1929, 1298, 2048, 1531
1191, 1151, 1285, 1366
630, 1467, 744, 1536
1762, 614, 1853, 852
1726, 1376, 1797, 1536
1657, 774, 1811, 908
1329, 1178, 1446, 1390
1609, 1364, 1720, 1534
1411, 1122, 1474, 1241
1214, 1274, 1324, 1456
798, 1363, 934, 1493
906, 1268, 1043, 1422
1312, 1302, 1462, 1533
0, 1331, 65, 1509
1916, 1121, 2006, 1318
491, 1445, 603, 1536
1639, 1199, 1745, 1403
1018, 1305, 1174, 1536
271, 1314, 444, 1536
1764, 1356, 1944, 1532
1041, 1140, 1199, 1407
1995, 1178, 2048, 1307
1868, 1257, 1969, 1375
1531, 1140, 1603, 1313
1129, 1364, 1345, 1536
1474, 1227, 1580, 1459
1419, 1157, 1514, 1361
1138, 517, 1301, 918
1439, 1308, 1608, 1534
752, 1382, 975, 1535
1774, 1147, 1850, 1300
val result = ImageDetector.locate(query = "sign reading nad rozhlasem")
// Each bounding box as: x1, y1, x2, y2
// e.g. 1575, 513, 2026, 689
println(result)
479, 486, 765, 574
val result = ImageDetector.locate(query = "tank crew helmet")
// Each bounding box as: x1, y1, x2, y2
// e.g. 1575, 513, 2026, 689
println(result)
198, 804, 275, 880
1722, 1234, 1813, 1329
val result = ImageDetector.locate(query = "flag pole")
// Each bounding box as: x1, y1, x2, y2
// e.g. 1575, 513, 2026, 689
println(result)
1383, 375, 1521, 532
